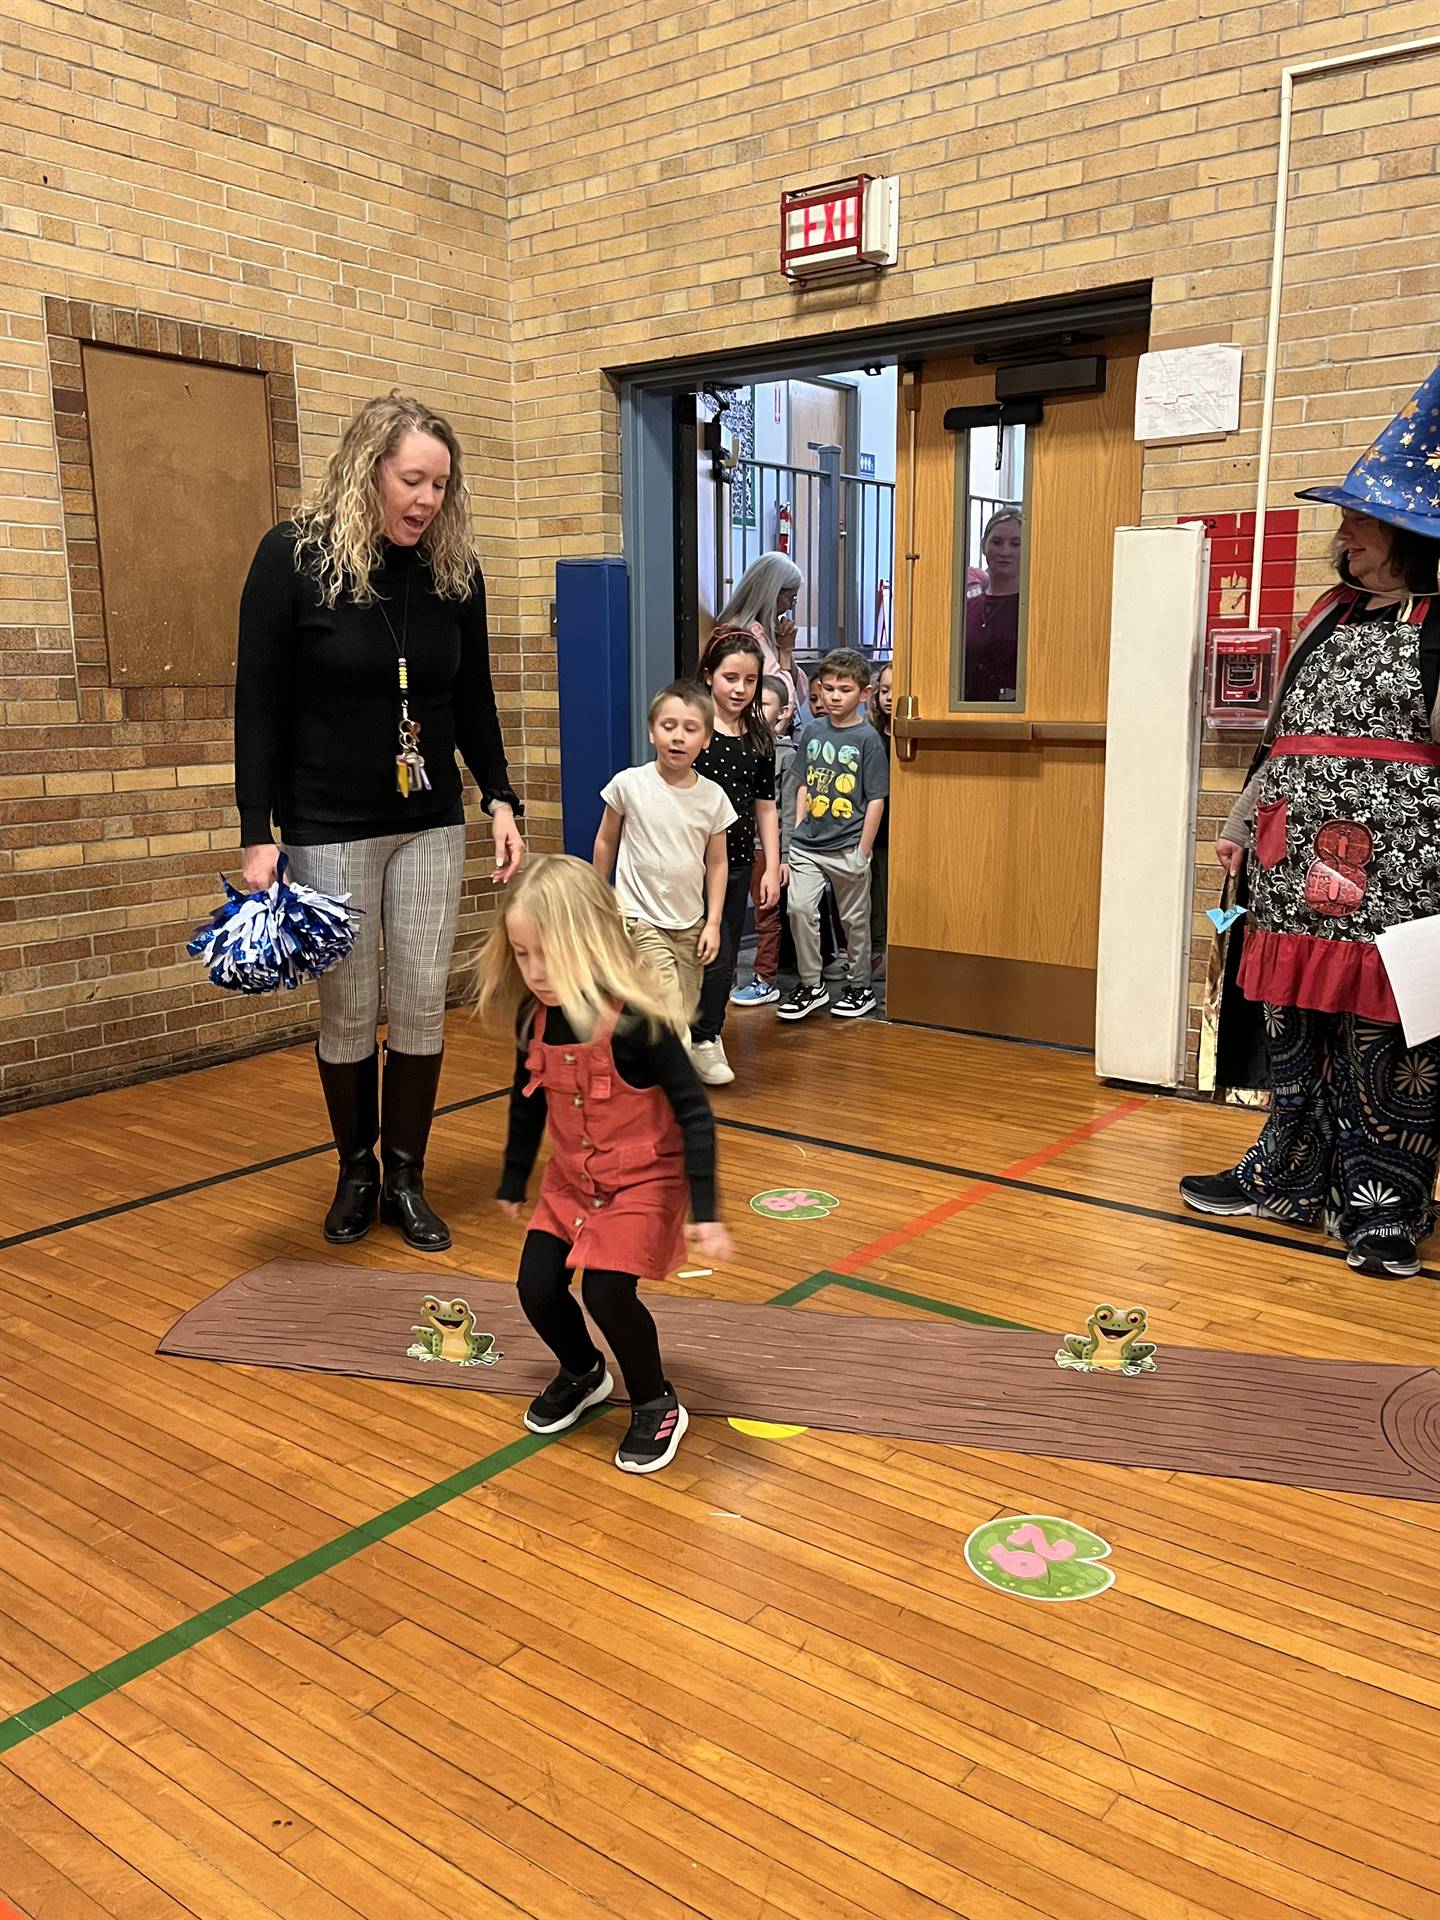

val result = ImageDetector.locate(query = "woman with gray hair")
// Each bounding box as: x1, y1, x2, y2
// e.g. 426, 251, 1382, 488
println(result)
715, 552, 807, 722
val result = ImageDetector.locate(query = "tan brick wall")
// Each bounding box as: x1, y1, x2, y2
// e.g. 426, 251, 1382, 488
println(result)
4, 0, 1439, 1105
0, 0, 543, 1109
503, 0, 1440, 1085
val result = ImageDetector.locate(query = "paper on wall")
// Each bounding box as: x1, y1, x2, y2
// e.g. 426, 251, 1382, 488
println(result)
1135, 345, 1243, 442
1375, 915, 1440, 1049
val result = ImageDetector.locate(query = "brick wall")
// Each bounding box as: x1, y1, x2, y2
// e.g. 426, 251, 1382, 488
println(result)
4, 0, 1439, 1106
0, 0, 545, 1109
503, 0, 1440, 1086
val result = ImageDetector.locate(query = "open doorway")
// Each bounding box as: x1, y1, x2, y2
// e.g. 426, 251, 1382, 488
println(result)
679, 363, 898, 680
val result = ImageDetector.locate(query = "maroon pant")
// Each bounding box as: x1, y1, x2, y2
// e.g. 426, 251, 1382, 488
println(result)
751, 844, 781, 980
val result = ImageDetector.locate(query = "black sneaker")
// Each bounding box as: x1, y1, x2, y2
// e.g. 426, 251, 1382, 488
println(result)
615, 1386, 689, 1474
831, 984, 877, 1019
1346, 1233, 1421, 1279
777, 983, 830, 1022
1178, 1171, 1262, 1216
523, 1360, 613, 1434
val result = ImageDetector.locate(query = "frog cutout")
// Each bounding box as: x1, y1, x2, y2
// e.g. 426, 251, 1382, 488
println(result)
407, 1297, 501, 1367
1055, 1303, 1156, 1375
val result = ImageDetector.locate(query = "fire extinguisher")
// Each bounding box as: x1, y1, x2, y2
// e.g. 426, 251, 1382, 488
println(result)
775, 501, 791, 554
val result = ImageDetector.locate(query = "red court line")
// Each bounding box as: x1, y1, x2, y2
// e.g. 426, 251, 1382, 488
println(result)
832, 1095, 1148, 1274
0, 1898, 28, 1919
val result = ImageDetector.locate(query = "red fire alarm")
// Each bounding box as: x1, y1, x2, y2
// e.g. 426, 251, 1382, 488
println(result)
1205, 627, 1280, 730
780, 176, 899, 281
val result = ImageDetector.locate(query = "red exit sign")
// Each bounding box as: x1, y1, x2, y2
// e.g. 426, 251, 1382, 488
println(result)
780, 176, 899, 281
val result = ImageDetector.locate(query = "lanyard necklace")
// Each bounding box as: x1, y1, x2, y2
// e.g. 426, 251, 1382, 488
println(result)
374, 568, 430, 798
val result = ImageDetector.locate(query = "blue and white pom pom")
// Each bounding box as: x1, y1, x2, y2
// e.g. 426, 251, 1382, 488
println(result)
187, 854, 359, 994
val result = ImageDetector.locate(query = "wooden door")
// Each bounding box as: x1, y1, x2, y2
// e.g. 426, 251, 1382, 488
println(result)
788, 379, 852, 650
886, 340, 1145, 1046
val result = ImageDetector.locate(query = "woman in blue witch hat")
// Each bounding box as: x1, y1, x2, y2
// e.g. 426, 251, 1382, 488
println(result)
1182, 363, 1440, 1280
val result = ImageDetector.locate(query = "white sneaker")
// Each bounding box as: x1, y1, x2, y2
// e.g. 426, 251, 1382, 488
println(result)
690, 1038, 735, 1086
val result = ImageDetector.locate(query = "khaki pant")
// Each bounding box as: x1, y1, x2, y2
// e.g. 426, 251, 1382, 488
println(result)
788, 843, 872, 988
626, 915, 703, 1021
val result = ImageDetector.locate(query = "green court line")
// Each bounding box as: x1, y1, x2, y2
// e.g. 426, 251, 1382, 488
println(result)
0, 1416, 603, 1755
808, 1269, 1035, 1330
0, 1270, 1023, 1755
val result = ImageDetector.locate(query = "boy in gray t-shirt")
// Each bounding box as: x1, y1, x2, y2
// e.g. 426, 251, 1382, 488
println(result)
778, 648, 889, 1023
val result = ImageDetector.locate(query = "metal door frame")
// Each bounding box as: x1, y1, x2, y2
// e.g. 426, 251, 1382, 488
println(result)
616, 283, 1151, 758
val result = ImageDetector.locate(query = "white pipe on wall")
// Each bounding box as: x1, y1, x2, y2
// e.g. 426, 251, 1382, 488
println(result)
1248, 33, 1440, 627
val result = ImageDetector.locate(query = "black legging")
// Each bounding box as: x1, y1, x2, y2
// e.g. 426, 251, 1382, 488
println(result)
692, 864, 753, 1041
516, 1230, 665, 1404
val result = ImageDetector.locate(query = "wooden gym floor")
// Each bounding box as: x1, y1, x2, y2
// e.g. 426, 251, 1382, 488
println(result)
1, 1011, 1437, 1920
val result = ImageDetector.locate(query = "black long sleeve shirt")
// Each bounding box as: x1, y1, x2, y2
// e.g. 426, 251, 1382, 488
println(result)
234, 522, 520, 845
498, 1005, 719, 1221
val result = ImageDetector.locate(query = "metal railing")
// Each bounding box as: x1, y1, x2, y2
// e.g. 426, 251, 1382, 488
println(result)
718, 447, 895, 656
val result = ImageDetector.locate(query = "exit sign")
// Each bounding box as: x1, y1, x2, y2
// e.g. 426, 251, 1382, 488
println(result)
780, 176, 899, 281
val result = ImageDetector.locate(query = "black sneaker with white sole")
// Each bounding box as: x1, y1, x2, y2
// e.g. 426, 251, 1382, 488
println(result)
831, 984, 877, 1018
776, 983, 830, 1022
1346, 1233, 1421, 1279
523, 1359, 614, 1433
1178, 1170, 1262, 1216
615, 1386, 689, 1473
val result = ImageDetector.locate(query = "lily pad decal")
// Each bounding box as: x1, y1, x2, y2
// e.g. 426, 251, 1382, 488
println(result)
964, 1514, 1114, 1602
750, 1188, 840, 1221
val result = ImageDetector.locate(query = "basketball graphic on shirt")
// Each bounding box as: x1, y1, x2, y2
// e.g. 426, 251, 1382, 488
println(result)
835, 772, 856, 795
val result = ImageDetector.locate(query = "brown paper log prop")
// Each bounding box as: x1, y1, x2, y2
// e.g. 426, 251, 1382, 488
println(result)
156, 1262, 1440, 1501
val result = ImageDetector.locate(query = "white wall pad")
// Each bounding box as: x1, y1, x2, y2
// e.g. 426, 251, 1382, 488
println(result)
1095, 524, 1207, 1087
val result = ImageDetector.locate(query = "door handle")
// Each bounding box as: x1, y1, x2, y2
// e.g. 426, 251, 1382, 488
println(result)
893, 703, 1106, 757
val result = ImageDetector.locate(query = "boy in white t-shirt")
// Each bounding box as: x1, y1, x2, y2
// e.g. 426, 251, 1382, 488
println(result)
593, 682, 737, 1021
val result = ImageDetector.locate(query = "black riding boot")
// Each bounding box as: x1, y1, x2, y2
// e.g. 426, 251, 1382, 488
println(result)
379, 1046, 452, 1251
316, 1048, 380, 1244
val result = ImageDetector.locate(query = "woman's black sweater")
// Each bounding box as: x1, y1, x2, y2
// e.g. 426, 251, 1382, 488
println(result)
234, 522, 520, 846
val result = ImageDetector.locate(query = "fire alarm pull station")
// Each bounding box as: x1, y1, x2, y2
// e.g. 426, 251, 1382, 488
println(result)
1205, 626, 1280, 730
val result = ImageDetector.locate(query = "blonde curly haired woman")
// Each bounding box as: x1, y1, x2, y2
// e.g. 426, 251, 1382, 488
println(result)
235, 393, 524, 1253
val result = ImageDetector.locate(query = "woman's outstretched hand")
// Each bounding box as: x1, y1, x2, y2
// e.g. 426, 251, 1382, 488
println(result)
491, 805, 525, 884
240, 843, 280, 892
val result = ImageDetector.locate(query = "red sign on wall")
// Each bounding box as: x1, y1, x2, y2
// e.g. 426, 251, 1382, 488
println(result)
1178, 509, 1300, 648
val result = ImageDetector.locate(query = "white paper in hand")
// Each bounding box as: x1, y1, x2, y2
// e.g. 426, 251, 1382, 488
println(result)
1375, 915, 1440, 1049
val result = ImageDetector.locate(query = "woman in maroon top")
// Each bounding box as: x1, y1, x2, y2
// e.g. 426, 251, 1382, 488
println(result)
962, 507, 1023, 704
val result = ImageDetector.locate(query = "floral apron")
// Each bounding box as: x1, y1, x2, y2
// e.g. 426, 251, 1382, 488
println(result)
1232, 598, 1440, 1247
1240, 597, 1440, 1020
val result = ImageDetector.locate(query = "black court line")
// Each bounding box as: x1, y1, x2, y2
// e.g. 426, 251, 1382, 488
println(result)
0, 1088, 509, 1253
4, 1090, 1436, 1285
715, 1115, 1440, 1283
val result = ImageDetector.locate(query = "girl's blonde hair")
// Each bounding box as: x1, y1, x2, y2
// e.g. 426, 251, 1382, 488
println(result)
475, 856, 686, 1040
293, 392, 479, 607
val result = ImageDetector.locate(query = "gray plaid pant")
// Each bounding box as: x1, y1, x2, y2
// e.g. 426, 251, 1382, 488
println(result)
285, 824, 465, 1063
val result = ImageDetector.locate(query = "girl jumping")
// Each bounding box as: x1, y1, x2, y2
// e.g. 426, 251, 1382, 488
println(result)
478, 856, 734, 1473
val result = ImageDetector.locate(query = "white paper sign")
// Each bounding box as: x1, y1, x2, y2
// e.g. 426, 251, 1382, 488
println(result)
1376, 915, 1440, 1049
1134, 345, 1243, 442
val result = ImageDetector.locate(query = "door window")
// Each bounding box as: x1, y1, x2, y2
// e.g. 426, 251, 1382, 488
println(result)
950, 422, 1030, 709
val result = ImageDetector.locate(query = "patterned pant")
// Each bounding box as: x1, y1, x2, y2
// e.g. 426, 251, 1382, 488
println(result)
285, 825, 465, 1063
1234, 1004, 1440, 1247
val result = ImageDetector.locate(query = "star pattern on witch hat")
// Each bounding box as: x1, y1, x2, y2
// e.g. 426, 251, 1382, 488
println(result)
1296, 359, 1440, 540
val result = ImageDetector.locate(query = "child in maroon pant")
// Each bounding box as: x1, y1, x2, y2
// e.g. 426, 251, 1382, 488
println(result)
477, 855, 734, 1474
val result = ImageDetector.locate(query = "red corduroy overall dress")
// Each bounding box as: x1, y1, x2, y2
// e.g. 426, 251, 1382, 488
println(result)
525, 1004, 690, 1280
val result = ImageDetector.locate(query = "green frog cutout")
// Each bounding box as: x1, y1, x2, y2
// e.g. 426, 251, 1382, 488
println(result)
1055, 1303, 1156, 1375
407, 1297, 500, 1367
